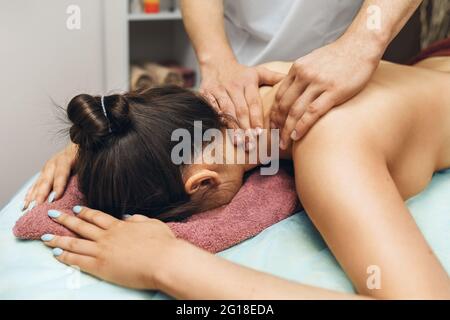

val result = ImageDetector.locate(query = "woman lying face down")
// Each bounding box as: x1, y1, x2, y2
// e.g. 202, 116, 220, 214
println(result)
67, 86, 265, 221
30, 59, 450, 299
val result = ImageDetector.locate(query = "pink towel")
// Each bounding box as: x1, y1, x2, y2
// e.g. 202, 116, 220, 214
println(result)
13, 168, 299, 253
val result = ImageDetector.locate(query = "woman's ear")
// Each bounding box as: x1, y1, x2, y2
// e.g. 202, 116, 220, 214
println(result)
185, 169, 220, 195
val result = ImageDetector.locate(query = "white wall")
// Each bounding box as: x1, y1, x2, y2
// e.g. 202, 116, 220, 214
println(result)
0, 0, 105, 207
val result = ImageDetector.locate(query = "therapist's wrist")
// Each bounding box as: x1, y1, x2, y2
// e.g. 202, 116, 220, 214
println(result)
198, 51, 238, 72
199, 58, 241, 83
338, 28, 386, 66
339, 18, 391, 65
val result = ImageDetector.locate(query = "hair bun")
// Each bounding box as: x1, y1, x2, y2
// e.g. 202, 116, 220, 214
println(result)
67, 93, 132, 150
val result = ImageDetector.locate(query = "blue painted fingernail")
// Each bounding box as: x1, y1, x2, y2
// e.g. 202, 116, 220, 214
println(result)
52, 248, 63, 256
73, 205, 82, 214
28, 200, 36, 211
41, 234, 55, 241
48, 191, 56, 203
48, 210, 61, 218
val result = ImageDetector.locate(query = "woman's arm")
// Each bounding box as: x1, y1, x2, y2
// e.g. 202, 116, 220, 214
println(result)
293, 118, 450, 299
43, 207, 368, 299
155, 237, 367, 300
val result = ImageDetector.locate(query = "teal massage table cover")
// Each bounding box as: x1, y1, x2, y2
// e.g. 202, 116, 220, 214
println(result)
0, 171, 449, 299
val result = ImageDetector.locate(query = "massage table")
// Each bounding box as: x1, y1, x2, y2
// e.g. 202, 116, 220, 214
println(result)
1, 170, 449, 299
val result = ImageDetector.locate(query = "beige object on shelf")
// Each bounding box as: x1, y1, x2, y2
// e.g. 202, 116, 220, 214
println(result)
130, 63, 184, 90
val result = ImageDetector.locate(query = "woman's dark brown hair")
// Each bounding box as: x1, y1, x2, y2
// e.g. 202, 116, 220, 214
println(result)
67, 86, 226, 221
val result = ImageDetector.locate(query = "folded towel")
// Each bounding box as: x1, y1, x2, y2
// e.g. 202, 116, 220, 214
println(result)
13, 167, 300, 253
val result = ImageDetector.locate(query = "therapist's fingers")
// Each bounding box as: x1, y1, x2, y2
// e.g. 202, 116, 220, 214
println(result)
48, 210, 104, 240
23, 185, 36, 210
31, 162, 56, 205
292, 92, 336, 141
228, 88, 251, 131
74, 206, 120, 230
274, 67, 297, 104
212, 87, 237, 121
200, 90, 220, 113
273, 80, 309, 129
279, 86, 324, 150
271, 75, 294, 127
52, 159, 71, 202
256, 66, 286, 86
42, 235, 99, 257
244, 84, 264, 132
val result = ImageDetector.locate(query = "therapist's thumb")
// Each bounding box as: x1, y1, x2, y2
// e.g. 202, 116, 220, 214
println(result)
256, 66, 286, 86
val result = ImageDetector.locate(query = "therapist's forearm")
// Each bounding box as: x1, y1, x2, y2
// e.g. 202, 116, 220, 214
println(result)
180, 0, 236, 67
153, 239, 368, 300
341, 0, 422, 60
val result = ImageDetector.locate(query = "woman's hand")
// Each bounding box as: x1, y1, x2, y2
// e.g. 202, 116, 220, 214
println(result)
200, 61, 285, 136
23, 143, 78, 210
42, 207, 367, 299
271, 36, 380, 150
42, 207, 177, 290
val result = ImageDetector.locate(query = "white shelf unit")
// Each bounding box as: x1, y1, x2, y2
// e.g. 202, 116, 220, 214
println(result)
103, 0, 198, 92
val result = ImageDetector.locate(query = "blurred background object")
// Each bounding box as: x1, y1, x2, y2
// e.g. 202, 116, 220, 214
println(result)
130, 62, 192, 90
420, 0, 450, 48
129, 0, 143, 14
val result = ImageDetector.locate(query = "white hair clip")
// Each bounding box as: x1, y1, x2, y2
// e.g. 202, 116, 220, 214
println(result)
100, 95, 112, 133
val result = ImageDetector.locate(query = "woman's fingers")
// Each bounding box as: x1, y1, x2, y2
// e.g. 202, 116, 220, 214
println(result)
48, 210, 104, 240
74, 206, 119, 230
52, 249, 99, 274
42, 234, 99, 257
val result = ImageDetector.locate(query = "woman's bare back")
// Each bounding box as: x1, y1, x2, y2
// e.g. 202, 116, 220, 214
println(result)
260, 58, 450, 199
259, 58, 450, 298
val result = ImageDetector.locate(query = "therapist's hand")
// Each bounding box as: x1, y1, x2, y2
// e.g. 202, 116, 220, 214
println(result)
200, 61, 284, 136
42, 207, 177, 290
271, 37, 380, 149
23, 143, 78, 210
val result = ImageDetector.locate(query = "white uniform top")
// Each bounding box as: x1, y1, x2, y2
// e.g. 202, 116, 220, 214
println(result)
223, 0, 364, 66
